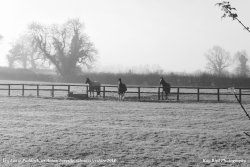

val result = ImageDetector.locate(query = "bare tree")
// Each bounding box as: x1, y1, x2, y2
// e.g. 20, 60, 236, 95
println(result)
28, 18, 97, 79
216, 1, 250, 33
234, 51, 249, 77
7, 43, 28, 68
205, 46, 231, 76
6, 35, 42, 69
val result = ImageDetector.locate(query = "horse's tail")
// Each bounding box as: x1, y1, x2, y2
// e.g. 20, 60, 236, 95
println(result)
123, 83, 127, 92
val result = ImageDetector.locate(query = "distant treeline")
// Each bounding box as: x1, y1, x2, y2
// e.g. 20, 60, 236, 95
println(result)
0, 67, 250, 87
0, 67, 55, 82
80, 72, 250, 87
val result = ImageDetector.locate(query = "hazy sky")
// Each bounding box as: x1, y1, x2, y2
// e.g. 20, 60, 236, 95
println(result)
0, 0, 250, 73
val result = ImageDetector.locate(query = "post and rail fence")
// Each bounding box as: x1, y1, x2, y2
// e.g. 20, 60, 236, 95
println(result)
0, 83, 250, 103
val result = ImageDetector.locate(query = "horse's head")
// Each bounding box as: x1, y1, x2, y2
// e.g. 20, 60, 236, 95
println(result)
118, 78, 122, 84
85, 78, 90, 84
160, 77, 164, 85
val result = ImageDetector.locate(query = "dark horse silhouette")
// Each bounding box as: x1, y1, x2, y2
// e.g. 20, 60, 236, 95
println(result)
85, 78, 101, 97
160, 77, 171, 99
118, 78, 127, 100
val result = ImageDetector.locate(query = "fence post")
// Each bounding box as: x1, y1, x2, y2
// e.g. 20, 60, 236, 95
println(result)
22, 84, 24, 96
86, 85, 89, 97
158, 87, 160, 100
8, 84, 10, 96
51, 85, 54, 97
103, 86, 106, 99
37, 85, 39, 97
68, 85, 70, 95
239, 88, 242, 103
197, 88, 200, 102
177, 88, 180, 101
161, 89, 163, 100
138, 87, 141, 100
217, 88, 220, 101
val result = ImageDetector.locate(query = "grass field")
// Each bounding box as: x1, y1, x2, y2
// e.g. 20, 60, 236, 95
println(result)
0, 96, 250, 167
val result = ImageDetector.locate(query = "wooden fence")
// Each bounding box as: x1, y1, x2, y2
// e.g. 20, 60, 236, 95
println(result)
0, 83, 250, 102
95, 85, 250, 103
0, 84, 85, 98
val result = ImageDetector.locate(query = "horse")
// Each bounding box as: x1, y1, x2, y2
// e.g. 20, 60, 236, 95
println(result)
160, 77, 171, 100
118, 78, 127, 100
85, 78, 101, 97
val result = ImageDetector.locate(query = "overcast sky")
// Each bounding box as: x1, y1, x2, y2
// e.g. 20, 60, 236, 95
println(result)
0, 0, 250, 73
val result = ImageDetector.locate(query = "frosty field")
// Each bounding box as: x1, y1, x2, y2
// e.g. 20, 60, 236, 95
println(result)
0, 97, 250, 167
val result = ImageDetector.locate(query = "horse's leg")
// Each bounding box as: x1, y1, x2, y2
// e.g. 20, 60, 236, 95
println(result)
99, 88, 101, 96
122, 93, 125, 100
96, 89, 99, 97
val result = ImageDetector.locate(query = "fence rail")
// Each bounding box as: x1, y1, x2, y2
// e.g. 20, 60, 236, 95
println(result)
0, 83, 249, 102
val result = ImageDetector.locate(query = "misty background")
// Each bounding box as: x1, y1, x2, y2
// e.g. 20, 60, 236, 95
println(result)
0, 0, 250, 86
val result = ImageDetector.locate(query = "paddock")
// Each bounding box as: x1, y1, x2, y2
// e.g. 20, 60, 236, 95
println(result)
0, 81, 249, 166
0, 97, 249, 167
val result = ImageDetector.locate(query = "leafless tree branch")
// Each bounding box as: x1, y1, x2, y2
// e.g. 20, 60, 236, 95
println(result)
216, 1, 250, 33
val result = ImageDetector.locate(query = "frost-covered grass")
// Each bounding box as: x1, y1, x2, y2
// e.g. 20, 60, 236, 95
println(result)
0, 97, 250, 167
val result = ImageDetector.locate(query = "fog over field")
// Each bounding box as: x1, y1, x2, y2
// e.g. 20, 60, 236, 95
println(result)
1, 0, 250, 73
